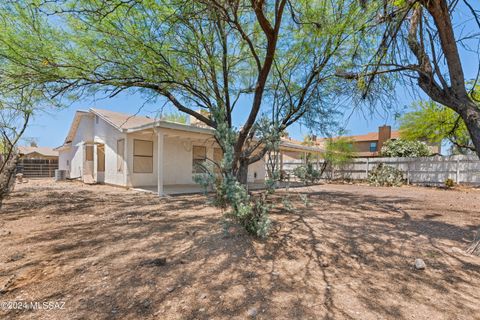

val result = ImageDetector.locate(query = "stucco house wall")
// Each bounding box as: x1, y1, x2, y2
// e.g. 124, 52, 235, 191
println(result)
59, 114, 94, 179
56, 108, 322, 193
163, 137, 195, 185
126, 131, 158, 187
248, 158, 266, 183
92, 114, 127, 186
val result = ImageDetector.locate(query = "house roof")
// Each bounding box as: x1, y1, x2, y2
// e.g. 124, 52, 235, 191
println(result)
317, 130, 400, 143
58, 107, 324, 153
91, 108, 155, 130
62, 110, 89, 147
18, 146, 58, 157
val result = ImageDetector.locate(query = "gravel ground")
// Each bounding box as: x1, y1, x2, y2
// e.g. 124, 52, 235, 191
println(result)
0, 179, 479, 320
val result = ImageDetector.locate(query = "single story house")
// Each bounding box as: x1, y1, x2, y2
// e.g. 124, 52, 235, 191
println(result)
17, 145, 59, 178
18, 146, 59, 160
56, 108, 322, 195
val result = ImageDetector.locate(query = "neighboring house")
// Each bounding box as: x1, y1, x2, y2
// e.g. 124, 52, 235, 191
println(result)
17, 146, 59, 177
56, 108, 321, 195
316, 125, 441, 157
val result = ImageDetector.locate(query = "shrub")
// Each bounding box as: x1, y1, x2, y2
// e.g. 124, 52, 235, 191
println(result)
444, 178, 455, 188
380, 139, 431, 158
293, 163, 321, 184
192, 168, 216, 195
368, 163, 405, 187
193, 112, 274, 238
221, 177, 271, 238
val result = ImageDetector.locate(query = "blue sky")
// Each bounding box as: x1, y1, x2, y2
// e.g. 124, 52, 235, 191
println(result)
23, 85, 412, 148
23, 5, 479, 150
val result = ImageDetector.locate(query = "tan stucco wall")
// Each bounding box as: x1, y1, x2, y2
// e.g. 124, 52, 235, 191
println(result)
353, 141, 377, 153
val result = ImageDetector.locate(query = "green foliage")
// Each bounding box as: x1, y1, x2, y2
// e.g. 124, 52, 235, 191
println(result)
192, 162, 216, 195
0, 0, 356, 138
0, 0, 365, 236
162, 112, 187, 124
368, 163, 405, 187
282, 195, 294, 212
293, 163, 321, 185
444, 178, 455, 189
219, 175, 272, 238
380, 139, 431, 158
399, 101, 473, 154
192, 108, 273, 238
323, 137, 354, 166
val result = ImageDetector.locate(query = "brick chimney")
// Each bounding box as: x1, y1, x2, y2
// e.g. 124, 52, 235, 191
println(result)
378, 125, 392, 151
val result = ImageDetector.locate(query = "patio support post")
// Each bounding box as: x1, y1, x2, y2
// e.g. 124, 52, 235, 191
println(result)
280, 152, 283, 172
124, 138, 129, 187
157, 131, 165, 196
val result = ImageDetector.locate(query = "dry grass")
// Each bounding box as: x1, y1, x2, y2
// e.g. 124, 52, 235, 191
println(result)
0, 179, 479, 320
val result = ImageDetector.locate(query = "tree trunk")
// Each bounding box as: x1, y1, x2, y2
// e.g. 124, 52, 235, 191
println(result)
237, 158, 249, 186
459, 100, 480, 155
0, 154, 18, 209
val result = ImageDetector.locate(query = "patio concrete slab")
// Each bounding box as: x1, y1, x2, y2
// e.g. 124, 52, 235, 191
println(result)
134, 181, 306, 195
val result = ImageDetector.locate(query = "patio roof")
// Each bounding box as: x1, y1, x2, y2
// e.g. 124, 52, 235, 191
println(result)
58, 108, 324, 153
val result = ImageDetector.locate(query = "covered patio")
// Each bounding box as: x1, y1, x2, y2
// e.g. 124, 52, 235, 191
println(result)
126, 120, 324, 196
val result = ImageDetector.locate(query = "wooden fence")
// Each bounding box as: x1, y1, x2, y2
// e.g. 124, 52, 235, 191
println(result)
16, 159, 58, 178
282, 154, 480, 186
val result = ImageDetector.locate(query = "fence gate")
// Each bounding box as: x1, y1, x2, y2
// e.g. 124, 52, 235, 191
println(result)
16, 159, 59, 178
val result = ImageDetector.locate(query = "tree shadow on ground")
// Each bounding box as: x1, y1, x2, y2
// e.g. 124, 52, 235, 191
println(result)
0, 184, 479, 320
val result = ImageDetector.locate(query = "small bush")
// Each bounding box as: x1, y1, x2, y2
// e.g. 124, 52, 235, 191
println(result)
246, 196, 271, 238
213, 175, 272, 238
293, 163, 321, 185
282, 195, 294, 212
444, 178, 455, 188
368, 163, 405, 187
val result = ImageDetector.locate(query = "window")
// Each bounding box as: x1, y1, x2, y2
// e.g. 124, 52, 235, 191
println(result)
117, 139, 125, 172
192, 146, 207, 174
95, 115, 99, 124
370, 142, 377, 152
133, 139, 153, 173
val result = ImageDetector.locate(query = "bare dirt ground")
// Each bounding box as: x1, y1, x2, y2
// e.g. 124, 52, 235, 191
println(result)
0, 179, 479, 320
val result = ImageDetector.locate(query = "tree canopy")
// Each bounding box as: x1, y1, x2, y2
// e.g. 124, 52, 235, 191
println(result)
338, 0, 480, 159
399, 100, 474, 154
0, 0, 373, 236
322, 137, 355, 166
0, 0, 366, 183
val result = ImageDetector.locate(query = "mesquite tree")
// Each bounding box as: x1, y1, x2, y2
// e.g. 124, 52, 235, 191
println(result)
0, 92, 32, 208
338, 0, 480, 158
0, 0, 361, 184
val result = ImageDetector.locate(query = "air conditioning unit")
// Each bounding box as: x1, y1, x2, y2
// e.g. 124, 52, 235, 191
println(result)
55, 169, 68, 181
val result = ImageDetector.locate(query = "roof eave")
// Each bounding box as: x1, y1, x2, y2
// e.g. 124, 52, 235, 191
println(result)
127, 120, 215, 135
54, 142, 72, 151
